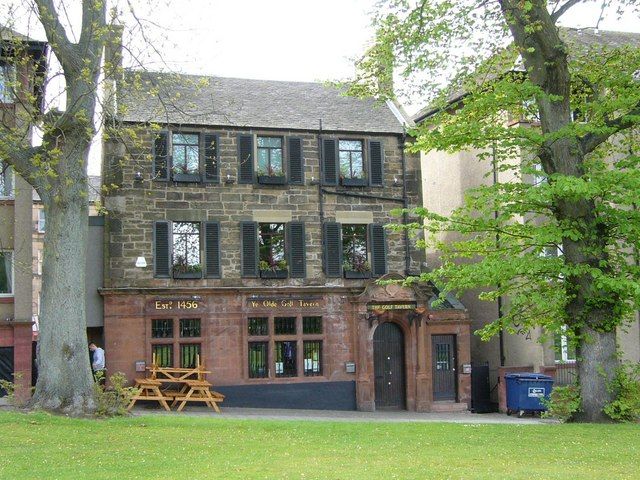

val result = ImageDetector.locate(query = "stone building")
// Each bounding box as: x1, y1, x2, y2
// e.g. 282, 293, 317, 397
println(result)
0, 27, 47, 397
101, 71, 472, 411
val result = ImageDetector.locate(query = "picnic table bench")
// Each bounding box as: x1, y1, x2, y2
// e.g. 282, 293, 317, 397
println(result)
127, 354, 224, 412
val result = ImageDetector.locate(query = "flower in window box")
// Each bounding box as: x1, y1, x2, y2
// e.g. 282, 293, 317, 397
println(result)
259, 258, 288, 279
343, 256, 371, 279
172, 164, 200, 182
256, 166, 286, 185
172, 256, 203, 279
339, 165, 367, 186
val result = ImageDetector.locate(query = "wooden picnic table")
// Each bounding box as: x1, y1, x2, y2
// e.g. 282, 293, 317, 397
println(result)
127, 355, 225, 412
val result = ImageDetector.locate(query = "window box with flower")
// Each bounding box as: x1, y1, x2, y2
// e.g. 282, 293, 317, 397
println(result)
259, 259, 288, 279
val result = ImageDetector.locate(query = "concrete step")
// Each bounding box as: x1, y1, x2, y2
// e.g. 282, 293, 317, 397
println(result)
430, 401, 468, 413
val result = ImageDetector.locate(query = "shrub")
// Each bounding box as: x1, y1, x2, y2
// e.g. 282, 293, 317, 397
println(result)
541, 384, 581, 422
0, 372, 29, 407
94, 372, 139, 417
604, 363, 640, 423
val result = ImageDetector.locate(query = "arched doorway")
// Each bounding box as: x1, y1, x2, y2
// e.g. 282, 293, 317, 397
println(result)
373, 322, 406, 409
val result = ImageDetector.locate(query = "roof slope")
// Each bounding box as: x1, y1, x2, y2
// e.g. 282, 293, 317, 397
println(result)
118, 71, 407, 134
413, 27, 640, 123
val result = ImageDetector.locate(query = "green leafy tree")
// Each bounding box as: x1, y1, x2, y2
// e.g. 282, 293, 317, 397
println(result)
353, 0, 640, 422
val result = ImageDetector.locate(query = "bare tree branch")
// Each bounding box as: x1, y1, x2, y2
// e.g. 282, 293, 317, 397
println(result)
33, 0, 75, 66
551, 0, 586, 22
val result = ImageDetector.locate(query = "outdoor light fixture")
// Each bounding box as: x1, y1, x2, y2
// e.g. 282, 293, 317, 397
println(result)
135, 256, 147, 268
134, 171, 143, 184
308, 176, 319, 186
393, 176, 401, 186
225, 174, 235, 184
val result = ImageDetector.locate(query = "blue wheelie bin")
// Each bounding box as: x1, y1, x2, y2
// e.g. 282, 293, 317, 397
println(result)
505, 373, 554, 417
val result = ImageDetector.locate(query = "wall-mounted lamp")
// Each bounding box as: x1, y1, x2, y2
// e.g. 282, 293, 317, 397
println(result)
308, 176, 319, 186
134, 172, 144, 185
224, 174, 235, 184
135, 256, 147, 268
393, 176, 401, 187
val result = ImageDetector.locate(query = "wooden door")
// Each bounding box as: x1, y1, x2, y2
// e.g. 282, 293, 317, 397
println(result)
432, 335, 457, 401
374, 322, 406, 409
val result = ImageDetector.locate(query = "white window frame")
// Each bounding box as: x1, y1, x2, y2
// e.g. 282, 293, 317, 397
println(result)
555, 325, 576, 363
37, 209, 46, 233
0, 162, 14, 199
0, 250, 14, 297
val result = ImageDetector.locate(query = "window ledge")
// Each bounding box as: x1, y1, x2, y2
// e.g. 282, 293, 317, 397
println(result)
259, 269, 288, 279
0, 296, 15, 303
344, 270, 371, 279
340, 178, 368, 187
172, 271, 203, 279
172, 173, 202, 183
257, 175, 287, 185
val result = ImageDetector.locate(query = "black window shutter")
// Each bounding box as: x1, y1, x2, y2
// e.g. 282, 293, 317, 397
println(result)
204, 221, 221, 278
321, 138, 338, 186
369, 223, 387, 277
204, 134, 219, 183
153, 132, 169, 181
323, 222, 342, 277
238, 134, 254, 184
240, 221, 258, 277
154, 220, 171, 278
369, 140, 384, 187
287, 222, 306, 278
287, 137, 304, 185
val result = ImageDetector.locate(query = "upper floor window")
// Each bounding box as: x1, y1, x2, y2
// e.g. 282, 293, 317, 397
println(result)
342, 224, 369, 278
0, 251, 13, 296
258, 223, 287, 278
555, 326, 576, 363
0, 161, 13, 198
0, 62, 16, 103
240, 221, 306, 278
321, 138, 384, 187
37, 210, 46, 233
153, 131, 219, 183
257, 137, 284, 178
172, 222, 201, 279
339, 140, 366, 185
237, 135, 304, 186
323, 222, 387, 278
153, 220, 221, 279
171, 133, 200, 179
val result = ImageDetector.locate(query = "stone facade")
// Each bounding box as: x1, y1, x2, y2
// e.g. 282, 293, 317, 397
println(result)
101, 89, 472, 412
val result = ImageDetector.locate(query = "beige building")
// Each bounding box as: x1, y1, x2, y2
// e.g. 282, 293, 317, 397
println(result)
414, 28, 640, 409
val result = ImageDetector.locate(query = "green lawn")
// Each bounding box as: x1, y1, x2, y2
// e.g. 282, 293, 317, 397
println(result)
0, 411, 638, 480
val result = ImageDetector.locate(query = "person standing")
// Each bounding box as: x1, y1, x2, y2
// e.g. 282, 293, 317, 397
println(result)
89, 342, 106, 385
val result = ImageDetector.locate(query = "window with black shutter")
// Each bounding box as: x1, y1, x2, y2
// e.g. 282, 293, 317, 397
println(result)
238, 134, 254, 184
323, 222, 342, 277
204, 134, 219, 183
153, 132, 169, 181
287, 222, 306, 278
241, 221, 258, 277
369, 140, 384, 187
321, 138, 338, 186
287, 137, 304, 185
154, 221, 171, 278
369, 223, 387, 277
204, 221, 221, 278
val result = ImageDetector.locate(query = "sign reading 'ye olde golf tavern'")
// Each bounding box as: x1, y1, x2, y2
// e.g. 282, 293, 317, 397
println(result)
247, 297, 323, 309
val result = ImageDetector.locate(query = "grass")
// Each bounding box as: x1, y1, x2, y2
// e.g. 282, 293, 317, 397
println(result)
0, 411, 638, 480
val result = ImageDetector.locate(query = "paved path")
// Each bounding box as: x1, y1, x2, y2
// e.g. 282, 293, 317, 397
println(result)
131, 405, 548, 424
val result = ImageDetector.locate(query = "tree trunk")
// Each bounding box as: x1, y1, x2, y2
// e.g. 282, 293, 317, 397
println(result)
30, 196, 95, 414
576, 326, 617, 422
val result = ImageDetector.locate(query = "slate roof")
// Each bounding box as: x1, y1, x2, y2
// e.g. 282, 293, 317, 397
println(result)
118, 71, 407, 134
413, 27, 640, 123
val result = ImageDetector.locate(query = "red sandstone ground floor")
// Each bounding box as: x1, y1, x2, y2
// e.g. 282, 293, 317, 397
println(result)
101, 278, 472, 411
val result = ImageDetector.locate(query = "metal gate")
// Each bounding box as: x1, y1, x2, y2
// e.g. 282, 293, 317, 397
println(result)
0, 347, 14, 397
432, 335, 457, 401
374, 322, 406, 409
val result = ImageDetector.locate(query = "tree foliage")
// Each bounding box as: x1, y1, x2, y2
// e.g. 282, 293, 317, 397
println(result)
354, 0, 640, 421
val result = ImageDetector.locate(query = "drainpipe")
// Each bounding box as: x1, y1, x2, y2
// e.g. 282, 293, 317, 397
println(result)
401, 129, 411, 276
318, 119, 324, 225
493, 142, 506, 367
